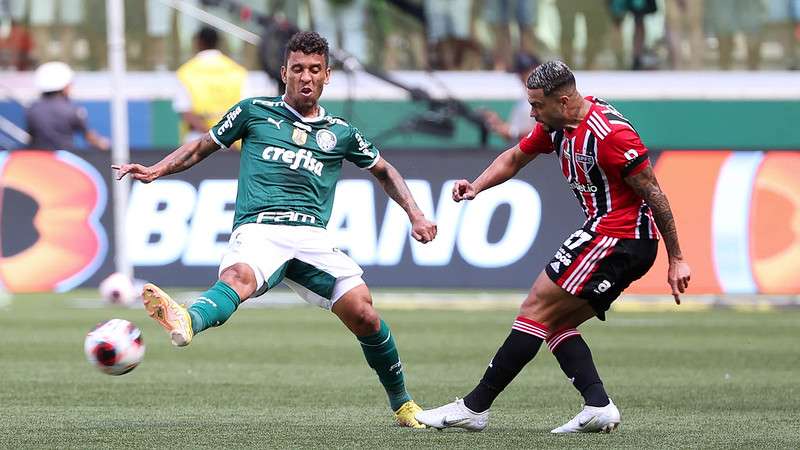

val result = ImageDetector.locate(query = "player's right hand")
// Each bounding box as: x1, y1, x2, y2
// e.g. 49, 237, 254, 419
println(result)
668, 258, 691, 305
452, 180, 478, 202
112, 164, 158, 183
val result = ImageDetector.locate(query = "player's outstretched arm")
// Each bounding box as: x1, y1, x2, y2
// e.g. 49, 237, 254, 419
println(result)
369, 158, 437, 244
453, 145, 537, 202
112, 134, 221, 183
625, 166, 691, 304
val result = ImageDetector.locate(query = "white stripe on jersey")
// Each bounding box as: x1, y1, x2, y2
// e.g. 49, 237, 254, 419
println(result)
587, 135, 613, 232
591, 112, 612, 135
586, 116, 608, 139
635, 201, 644, 239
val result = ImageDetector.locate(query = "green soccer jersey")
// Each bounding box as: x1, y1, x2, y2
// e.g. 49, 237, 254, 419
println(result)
209, 96, 380, 231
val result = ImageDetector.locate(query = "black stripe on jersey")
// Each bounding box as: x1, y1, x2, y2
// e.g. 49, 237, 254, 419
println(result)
637, 202, 652, 239
552, 130, 565, 156
621, 153, 648, 178
585, 132, 609, 220
603, 112, 632, 125
564, 136, 586, 209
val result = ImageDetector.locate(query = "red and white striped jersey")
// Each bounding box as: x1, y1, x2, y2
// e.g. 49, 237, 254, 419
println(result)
518, 97, 659, 240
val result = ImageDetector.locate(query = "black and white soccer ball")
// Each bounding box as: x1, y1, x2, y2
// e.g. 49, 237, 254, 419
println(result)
84, 319, 145, 375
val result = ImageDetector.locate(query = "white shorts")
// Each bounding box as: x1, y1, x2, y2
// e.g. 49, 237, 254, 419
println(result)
219, 223, 365, 310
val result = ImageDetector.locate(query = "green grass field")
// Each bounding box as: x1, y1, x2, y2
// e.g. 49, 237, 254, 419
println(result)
1, 291, 798, 449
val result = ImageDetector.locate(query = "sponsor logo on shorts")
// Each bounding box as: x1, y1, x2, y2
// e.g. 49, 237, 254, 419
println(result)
595, 280, 612, 293
554, 248, 573, 266
256, 210, 317, 224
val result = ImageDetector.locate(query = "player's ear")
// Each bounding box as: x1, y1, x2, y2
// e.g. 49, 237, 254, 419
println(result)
324, 66, 331, 85
280, 65, 287, 84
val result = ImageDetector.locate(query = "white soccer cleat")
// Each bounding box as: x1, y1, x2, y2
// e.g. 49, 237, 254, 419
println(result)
414, 398, 489, 431
551, 399, 621, 434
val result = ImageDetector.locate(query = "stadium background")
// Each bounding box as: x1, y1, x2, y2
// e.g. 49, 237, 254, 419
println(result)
1, 2, 799, 448
1, 0, 799, 295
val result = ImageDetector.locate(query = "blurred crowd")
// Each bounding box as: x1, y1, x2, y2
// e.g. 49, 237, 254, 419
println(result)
1, 0, 800, 72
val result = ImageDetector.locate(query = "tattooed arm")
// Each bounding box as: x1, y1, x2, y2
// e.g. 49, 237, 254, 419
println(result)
370, 158, 437, 244
625, 166, 691, 304
112, 133, 221, 183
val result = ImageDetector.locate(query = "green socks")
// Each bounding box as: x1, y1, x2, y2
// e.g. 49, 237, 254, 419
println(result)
187, 281, 241, 335
357, 319, 412, 411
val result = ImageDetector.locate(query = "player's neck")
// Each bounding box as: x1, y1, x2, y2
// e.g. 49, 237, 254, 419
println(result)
565, 97, 592, 129
285, 97, 321, 119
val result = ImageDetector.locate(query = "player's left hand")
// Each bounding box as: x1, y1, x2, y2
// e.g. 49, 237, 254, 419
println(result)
411, 216, 437, 244
668, 257, 691, 305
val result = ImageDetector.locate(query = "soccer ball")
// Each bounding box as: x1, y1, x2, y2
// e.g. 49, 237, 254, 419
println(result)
99, 272, 137, 306
84, 319, 145, 375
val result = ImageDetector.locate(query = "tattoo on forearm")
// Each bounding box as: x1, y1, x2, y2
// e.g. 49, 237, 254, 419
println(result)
160, 135, 217, 176
375, 164, 420, 216
627, 168, 683, 259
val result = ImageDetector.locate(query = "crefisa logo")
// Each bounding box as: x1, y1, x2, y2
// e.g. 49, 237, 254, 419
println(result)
0, 151, 107, 292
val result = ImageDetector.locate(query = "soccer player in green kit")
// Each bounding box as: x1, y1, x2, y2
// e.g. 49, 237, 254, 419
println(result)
113, 31, 437, 428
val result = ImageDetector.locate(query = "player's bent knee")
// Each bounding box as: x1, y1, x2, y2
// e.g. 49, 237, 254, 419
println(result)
352, 303, 380, 334
219, 263, 258, 299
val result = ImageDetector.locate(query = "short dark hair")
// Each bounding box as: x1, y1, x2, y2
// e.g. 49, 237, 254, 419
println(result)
284, 31, 330, 66
196, 26, 219, 49
526, 60, 575, 96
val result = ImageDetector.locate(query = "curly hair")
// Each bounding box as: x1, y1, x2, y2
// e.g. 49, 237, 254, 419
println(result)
526, 60, 575, 96
284, 31, 330, 66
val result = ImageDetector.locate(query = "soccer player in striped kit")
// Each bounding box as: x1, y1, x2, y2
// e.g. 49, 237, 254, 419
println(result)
416, 60, 691, 433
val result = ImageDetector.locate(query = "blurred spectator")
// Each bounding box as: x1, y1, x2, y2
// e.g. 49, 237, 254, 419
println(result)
481, 52, 539, 142
793, 0, 800, 69
26, 0, 84, 65
0, 16, 34, 70
485, 0, 537, 71
145, 0, 173, 71
26, 61, 110, 150
766, 0, 799, 69
309, 0, 368, 63
379, 0, 427, 70
608, 0, 658, 70
664, 0, 704, 69
424, 0, 480, 69
556, 0, 610, 70
706, 0, 767, 70
174, 27, 248, 143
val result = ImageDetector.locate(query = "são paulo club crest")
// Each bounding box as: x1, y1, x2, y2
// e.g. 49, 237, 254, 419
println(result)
575, 153, 595, 173
316, 129, 337, 152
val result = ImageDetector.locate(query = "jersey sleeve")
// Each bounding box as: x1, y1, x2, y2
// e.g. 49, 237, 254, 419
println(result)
518, 122, 554, 155
345, 127, 381, 169
601, 128, 651, 178
209, 99, 251, 148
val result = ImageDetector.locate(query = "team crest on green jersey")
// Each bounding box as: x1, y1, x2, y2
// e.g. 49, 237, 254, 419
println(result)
316, 129, 337, 152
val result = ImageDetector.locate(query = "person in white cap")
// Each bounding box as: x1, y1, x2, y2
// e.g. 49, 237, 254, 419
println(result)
25, 61, 110, 151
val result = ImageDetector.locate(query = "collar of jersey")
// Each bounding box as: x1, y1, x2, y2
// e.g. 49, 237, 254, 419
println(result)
281, 95, 327, 123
